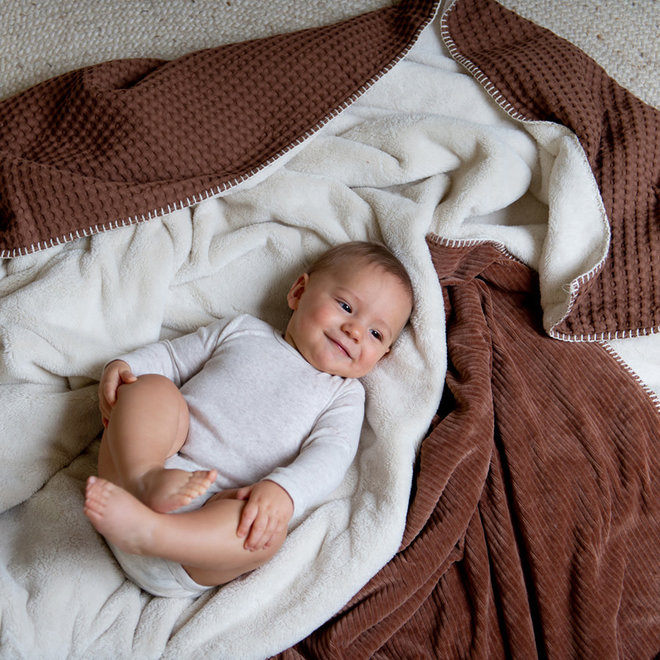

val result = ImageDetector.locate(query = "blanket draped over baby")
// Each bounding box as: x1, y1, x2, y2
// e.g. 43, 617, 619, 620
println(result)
0, 0, 658, 658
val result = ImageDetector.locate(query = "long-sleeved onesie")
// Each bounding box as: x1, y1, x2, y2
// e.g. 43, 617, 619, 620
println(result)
117, 314, 365, 516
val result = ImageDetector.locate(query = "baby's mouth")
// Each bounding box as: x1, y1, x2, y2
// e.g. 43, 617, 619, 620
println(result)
328, 335, 352, 358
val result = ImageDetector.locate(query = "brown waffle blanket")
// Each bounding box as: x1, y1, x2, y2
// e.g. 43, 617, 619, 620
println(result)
0, 0, 658, 657
0, 0, 440, 257
279, 1, 660, 657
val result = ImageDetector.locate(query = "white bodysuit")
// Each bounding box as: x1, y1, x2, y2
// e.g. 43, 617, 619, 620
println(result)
109, 314, 365, 598
117, 314, 365, 517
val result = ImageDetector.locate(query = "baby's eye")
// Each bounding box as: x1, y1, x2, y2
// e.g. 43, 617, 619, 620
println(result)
338, 300, 352, 313
370, 329, 383, 341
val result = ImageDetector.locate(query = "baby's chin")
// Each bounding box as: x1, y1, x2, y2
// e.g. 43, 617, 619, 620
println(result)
298, 342, 379, 379
311, 359, 357, 379
323, 363, 375, 379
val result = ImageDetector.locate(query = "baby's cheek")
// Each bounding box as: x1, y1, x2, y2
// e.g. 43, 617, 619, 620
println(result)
314, 302, 337, 322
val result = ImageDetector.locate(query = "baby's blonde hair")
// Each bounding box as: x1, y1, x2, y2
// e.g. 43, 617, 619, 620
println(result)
307, 241, 414, 309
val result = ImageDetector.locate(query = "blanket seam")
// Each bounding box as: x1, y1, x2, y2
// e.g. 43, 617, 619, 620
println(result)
599, 341, 660, 414
426, 231, 523, 265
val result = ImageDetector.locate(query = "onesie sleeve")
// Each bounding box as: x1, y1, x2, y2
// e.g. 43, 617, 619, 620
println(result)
115, 318, 232, 386
265, 378, 365, 516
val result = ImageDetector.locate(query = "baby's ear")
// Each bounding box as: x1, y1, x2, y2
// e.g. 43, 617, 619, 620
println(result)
286, 273, 309, 310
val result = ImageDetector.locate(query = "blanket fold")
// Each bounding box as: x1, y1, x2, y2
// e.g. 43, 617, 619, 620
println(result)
442, 0, 660, 340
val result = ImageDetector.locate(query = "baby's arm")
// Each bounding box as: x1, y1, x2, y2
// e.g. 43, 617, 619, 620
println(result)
113, 318, 235, 386
265, 381, 365, 516
98, 359, 137, 424
99, 318, 234, 422
233, 480, 294, 552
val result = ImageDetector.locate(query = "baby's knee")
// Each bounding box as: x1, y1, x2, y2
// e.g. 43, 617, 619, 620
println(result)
116, 373, 188, 422
122, 373, 181, 403
133, 373, 176, 390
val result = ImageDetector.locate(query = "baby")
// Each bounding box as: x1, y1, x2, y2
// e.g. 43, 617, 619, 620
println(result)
84, 241, 414, 597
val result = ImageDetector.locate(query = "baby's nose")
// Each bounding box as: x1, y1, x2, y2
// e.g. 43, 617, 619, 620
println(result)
343, 322, 362, 341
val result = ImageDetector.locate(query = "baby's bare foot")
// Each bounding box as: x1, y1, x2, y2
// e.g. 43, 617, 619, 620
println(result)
84, 476, 157, 555
138, 468, 217, 513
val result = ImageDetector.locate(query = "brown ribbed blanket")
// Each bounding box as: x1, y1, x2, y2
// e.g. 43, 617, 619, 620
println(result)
1, 0, 658, 657
279, 1, 660, 658
281, 239, 660, 659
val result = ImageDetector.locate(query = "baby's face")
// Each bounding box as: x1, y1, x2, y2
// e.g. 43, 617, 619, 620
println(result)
284, 262, 412, 378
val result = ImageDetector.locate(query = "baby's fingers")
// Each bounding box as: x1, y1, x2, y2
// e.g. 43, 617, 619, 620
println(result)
236, 500, 259, 540
245, 514, 274, 551
119, 368, 137, 385
98, 385, 115, 420
101, 380, 117, 406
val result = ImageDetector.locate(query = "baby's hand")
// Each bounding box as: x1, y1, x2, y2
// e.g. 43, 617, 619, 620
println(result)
98, 359, 137, 425
235, 480, 293, 552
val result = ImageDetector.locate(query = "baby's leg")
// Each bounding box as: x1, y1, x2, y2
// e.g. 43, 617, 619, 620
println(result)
98, 374, 216, 513
84, 477, 284, 587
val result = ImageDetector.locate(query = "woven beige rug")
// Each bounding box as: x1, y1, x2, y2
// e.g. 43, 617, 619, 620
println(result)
1, 0, 658, 107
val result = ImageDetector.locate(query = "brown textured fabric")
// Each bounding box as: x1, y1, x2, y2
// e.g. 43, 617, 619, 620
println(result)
0, 0, 439, 256
276, 1, 660, 656
278, 241, 659, 659
442, 0, 660, 340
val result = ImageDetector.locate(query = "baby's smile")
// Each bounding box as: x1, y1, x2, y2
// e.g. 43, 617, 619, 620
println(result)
327, 334, 353, 359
